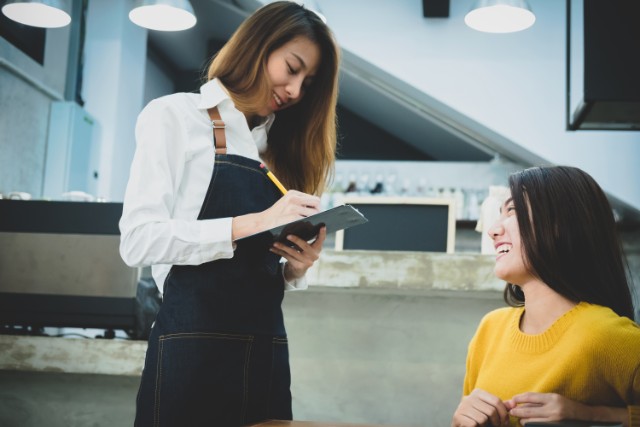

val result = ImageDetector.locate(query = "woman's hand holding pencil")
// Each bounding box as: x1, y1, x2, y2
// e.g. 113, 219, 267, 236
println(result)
231, 189, 321, 241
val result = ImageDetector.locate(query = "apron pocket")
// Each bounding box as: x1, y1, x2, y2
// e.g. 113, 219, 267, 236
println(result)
267, 337, 292, 420
155, 332, 253, 427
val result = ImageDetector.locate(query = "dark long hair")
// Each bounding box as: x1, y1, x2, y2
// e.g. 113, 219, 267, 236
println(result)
206, 1, 339, 195
503, 166, 634, 319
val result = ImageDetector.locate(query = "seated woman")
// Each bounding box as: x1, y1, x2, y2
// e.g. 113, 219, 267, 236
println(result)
451, 166, 640, 427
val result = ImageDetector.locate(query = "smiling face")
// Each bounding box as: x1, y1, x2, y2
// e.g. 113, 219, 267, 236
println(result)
257, 36, 320, 117
488, 195, 535, 286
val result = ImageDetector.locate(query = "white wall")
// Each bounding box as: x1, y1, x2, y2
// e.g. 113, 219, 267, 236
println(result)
317, 0, 640, 211
82, 0, 147, 201
0, 17, 69, 197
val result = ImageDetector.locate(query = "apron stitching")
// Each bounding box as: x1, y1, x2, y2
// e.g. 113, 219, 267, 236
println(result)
267, 341, 275, 415
241, 337, 254, 424
160, 332, 253, 341
154, 338, 164, 427
268, 337, 287, 416
198, 157, 222, 218
162, 270, 173, 295
198, 158, 269, 221
216, 160, 268, 177
216, 160, 277, 189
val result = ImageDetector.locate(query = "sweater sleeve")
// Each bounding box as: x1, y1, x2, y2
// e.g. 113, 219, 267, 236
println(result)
462, 311, 496, 396
463, 336, 477, 396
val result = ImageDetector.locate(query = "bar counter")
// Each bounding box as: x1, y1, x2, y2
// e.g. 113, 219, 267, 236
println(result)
0, 250, 505, 427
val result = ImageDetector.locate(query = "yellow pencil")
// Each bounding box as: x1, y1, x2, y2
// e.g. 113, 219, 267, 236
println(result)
260, 163, 288, 195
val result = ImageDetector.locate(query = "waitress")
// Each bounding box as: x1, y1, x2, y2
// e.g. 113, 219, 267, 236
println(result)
118, 2, 340, 426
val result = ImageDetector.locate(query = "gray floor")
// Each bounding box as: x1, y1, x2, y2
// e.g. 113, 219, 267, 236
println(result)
0, 370, 139, 427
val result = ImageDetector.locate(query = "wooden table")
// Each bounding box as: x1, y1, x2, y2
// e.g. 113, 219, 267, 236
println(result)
248, 421, 397, 427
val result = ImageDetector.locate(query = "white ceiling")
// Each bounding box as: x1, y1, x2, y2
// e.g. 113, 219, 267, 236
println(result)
147, 0, 516, 162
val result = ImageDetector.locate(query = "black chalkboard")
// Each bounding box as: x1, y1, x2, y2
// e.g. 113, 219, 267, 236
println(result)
336, 198, 455, 253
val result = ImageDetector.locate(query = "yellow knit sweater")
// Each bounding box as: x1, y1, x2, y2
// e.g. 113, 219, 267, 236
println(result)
463, 302, 640, 427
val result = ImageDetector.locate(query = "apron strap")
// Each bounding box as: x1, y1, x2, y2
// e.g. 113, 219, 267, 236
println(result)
207, 107, 227, 155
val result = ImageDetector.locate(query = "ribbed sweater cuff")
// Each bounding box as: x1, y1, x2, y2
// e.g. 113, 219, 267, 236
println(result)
629, 405, 640, 427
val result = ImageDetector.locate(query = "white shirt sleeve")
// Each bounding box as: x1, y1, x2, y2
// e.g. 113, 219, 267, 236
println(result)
119, 98, 234, 268
283, 263, 308, 291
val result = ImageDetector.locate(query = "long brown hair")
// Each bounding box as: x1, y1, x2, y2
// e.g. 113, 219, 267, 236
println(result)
206, 1, 340, 195
503, 166, 635, 320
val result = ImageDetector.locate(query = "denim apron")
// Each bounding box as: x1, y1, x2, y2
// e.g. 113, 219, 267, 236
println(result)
135, 108, 292, 427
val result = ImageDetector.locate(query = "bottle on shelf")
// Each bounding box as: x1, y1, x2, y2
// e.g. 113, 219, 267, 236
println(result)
357, 172, 371, 195
467, 190, 480, 221
400, 178, 413, 196
415, 178, 427, 196
384, 173, 397, 196
453, 187, 465, 220
345, 174, 358, 193
439, 187, 453, 200
370, 174, 384, 194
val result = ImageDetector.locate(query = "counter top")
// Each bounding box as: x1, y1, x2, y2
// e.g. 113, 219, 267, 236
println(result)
307, 249, 501, 291
0, 334, 146, 376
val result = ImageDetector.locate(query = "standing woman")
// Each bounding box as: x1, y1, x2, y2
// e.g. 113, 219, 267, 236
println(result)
451, 166, 640, 427
119, 2, 340, 426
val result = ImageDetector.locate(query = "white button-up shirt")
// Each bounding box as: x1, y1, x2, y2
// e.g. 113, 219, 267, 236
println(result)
119, 79, 306, 293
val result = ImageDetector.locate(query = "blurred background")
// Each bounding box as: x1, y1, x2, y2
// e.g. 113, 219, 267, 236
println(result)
1, 0, 639, 426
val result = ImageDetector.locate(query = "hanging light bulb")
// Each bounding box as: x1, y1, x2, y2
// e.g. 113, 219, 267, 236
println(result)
129, 0, 197, 32
1, 0, 71, 28
465, 0, 535, 33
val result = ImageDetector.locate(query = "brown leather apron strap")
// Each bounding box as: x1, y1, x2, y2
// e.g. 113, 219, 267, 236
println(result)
207, 107, 227, 155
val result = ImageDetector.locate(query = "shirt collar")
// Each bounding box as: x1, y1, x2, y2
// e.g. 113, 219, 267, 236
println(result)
197, 78, 231, 110
197, 79, 275, 129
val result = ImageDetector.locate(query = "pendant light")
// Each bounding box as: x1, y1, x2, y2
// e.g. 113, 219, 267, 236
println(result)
1, 0, 71, 28
464, 0, 535, 33
129, 0, 196, 32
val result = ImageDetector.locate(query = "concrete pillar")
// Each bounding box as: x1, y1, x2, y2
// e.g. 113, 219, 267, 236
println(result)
81, 0, 147, 201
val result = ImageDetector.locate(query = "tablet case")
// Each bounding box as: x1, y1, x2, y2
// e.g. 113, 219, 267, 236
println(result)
235, 204, 368, 247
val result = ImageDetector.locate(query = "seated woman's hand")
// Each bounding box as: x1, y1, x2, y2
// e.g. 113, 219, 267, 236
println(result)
505, 392, 584, 425
452, 388, 512, 427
